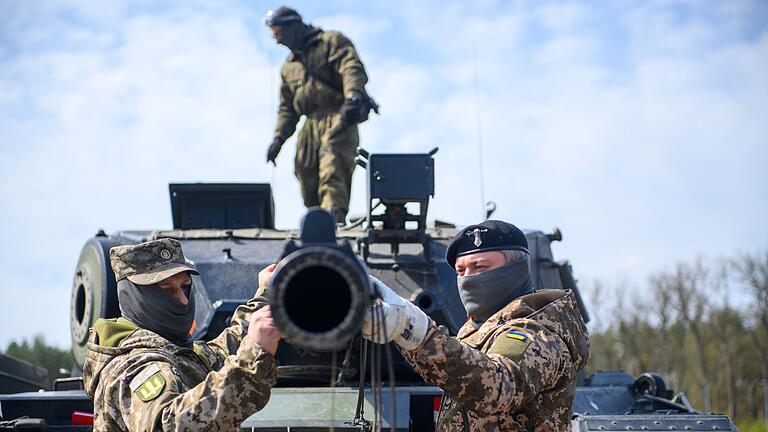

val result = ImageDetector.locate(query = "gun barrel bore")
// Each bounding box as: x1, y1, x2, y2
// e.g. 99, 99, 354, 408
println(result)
269, 246, 370, 352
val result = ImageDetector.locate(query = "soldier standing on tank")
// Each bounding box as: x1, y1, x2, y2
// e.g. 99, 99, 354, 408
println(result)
360, 220, 591, 431
264, 6, 373, 224
82, 238, 282, 431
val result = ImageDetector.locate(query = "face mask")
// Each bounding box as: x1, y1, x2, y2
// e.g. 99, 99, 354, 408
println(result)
275, 22, 307, 51
457, 257, 534, 323
117, 279, 195, 346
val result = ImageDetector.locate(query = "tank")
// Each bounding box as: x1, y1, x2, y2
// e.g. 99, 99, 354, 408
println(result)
67, 149, 579, 387
0, 149, 739, 431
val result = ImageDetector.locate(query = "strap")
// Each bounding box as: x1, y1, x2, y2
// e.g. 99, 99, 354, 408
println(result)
348, 339, 372, 431
192, 343, 213, 371
296, 57, 379, 113
299, 58, 344, 94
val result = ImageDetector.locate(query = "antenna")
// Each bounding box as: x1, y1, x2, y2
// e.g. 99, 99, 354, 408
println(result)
267, 25, 275, 115
472, 42, 486, 221
267, 32, 277, 216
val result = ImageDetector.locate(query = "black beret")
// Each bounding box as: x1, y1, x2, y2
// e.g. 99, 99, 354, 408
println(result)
445, 220, 529, 269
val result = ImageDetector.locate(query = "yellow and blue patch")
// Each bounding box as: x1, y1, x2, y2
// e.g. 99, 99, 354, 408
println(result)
489, 330, 532, 362
505, 331, 528, 341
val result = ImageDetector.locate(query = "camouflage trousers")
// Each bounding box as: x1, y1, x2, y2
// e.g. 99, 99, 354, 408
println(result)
295, 111, 358, 223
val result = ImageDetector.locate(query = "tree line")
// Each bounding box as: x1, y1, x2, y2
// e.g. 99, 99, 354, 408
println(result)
585, 250, 768, 430
3, 334, 72, 389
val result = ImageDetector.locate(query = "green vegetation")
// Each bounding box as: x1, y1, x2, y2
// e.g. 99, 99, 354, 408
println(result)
740, 419, 768, 432
586, 250, 768, 429
3, 334, 72, 389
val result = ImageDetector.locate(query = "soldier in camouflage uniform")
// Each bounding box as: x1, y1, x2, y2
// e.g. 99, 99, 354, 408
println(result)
264, 6, 371, 224
362, 220, 591, 431
82, 238, 281, 431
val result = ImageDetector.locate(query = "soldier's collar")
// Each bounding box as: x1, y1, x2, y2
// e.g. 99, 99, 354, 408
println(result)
457, 295, 539, 341
304, 25, 322, 42
92, 317, 139, 348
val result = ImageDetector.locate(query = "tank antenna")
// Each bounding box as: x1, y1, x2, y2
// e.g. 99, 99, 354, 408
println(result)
472, 42, 487, 221
268, 31, 277, 222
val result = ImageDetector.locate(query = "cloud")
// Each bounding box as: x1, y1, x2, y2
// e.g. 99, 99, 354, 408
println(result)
313, 13, 391, 47
1, 0, 767, 348
535, 2, 589, 33
355, 1, 768, 284
0, 2, 282, 348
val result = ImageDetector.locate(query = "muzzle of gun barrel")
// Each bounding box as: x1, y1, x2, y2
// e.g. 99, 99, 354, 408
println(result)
269, 245, 371, 352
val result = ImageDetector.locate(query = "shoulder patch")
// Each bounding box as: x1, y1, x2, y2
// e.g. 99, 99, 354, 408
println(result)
129, 364, 166, 402
134, 371, 166, 402
129, 364, 160, 391
505, 331, 528, 341
488, 330, 532, 362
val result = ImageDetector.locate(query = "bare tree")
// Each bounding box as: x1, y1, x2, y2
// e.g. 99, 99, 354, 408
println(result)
583, 280, 623, 371
586, 250, 768, 422
651, 275, 678, 386
666, 260, 711, 410
586, 279, 606, 333
736, 251, 768, 380
614, 283, 654, 374
708, 260, 738, 419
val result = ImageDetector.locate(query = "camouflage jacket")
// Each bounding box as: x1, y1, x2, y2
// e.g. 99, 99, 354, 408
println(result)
400, 289, 590, 431
82, 294, 278, 431
274, 27, 368, 142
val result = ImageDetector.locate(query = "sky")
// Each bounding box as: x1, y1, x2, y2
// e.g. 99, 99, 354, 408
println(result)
1, 0, 766, 349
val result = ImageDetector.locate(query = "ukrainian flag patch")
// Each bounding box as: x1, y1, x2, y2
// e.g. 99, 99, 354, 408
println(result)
506, 331, 528, 341
490, 330, 532, 361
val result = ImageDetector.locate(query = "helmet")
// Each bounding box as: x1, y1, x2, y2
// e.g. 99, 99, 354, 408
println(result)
264, 6, 302, 26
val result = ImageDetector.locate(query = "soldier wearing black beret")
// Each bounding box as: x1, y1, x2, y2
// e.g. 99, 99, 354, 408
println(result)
360, 220, 591, 431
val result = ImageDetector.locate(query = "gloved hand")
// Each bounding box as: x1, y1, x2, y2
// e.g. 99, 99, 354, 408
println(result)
266, 137, 284, 165
361, 276, 430, 351
340, 94, 363, 126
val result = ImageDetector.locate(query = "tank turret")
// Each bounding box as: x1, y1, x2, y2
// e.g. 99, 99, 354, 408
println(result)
67, 151, 584, 382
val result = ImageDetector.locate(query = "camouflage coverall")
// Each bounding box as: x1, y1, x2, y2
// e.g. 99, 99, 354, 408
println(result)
273, 27, 368, 221
400, 289, 590, 431
83, 294, 277, 431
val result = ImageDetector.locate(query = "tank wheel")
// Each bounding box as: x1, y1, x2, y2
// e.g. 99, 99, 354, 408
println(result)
70, 237, 121, 368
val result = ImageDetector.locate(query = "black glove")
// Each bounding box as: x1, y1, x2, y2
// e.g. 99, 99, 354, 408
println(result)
266, 137, 284, 165
340, 95, 363, 126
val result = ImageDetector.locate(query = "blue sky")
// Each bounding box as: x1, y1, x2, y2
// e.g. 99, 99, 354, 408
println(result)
1, 0, 767, 348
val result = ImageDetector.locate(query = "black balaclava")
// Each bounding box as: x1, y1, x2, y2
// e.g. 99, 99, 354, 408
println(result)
117, 279, 195, 347
457, 256, 534, 323
275, 21, 308, 52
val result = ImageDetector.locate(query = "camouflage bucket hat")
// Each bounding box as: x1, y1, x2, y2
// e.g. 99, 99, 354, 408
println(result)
109, 238, 199, 285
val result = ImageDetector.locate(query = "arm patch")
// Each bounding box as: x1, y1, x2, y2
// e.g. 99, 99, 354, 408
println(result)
134, 371, 166, 402
129, 364, 166, 403
488, 330, 532, 362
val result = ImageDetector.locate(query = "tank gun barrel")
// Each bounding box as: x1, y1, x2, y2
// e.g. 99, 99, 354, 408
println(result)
268, 209, 372, 352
